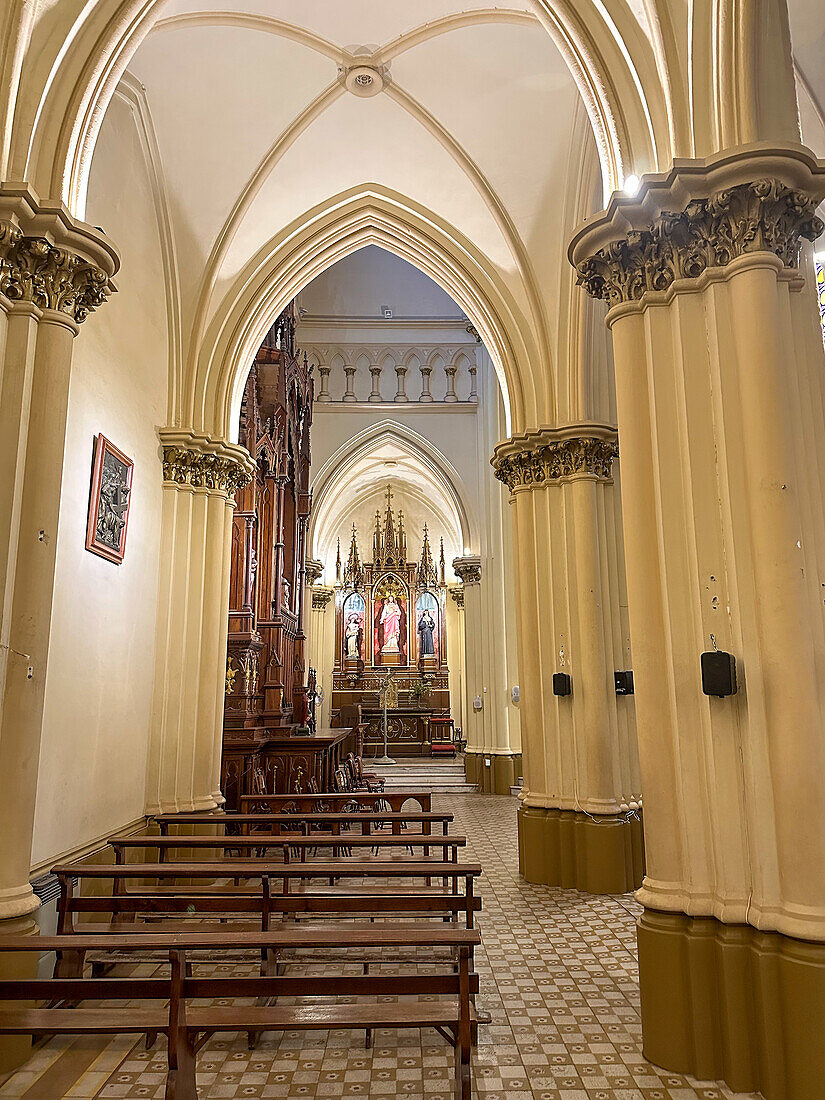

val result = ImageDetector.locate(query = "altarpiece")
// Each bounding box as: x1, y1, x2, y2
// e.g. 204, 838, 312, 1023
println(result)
331, 487, 451, 756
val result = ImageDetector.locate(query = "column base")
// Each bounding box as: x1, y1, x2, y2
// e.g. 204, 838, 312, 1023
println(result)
0, 913, 38, 1074
638, 909, 825, 1100
517, 804, 644, 894
463, 751, 521, 794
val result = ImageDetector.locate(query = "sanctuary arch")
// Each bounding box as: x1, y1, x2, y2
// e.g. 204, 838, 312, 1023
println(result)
1, 2, 825, 1097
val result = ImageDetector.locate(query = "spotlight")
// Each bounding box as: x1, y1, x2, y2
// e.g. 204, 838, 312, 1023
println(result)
623, 174, 640, 197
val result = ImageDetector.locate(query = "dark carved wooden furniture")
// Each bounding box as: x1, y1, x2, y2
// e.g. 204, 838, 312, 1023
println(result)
222, 305, 317, 804
221, 728, 356, 811
238, 791, 432, 813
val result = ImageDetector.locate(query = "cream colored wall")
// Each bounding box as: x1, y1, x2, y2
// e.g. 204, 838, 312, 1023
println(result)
31, 93, 168, 868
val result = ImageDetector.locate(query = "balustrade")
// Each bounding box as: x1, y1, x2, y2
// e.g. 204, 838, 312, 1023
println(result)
308, 350, 481, 404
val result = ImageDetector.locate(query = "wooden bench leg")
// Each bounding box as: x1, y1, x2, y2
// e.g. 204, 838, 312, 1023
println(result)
166, 1029, 197, 1100
454, 1035, 471, 1100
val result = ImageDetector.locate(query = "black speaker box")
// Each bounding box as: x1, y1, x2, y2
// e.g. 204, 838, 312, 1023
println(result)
615, 670, 634, 695
701, 651, 737, 697
552, 672, 572, 697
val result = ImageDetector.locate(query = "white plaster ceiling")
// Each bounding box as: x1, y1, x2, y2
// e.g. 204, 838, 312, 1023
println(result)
117, 2, 590, 374
94, 0, 825, 403
790, 0, 825, 160
311, 440, 465, 585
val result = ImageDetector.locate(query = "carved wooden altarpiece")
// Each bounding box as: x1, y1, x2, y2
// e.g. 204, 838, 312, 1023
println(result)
331, 487, 451, 756
220, 306, 355, 804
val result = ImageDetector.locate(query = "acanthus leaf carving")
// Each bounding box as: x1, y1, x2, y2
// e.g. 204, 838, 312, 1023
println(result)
576, 179, 824, 307
0, 230, 111, 322
492, 436, 618, 493
162, 445, 252, 496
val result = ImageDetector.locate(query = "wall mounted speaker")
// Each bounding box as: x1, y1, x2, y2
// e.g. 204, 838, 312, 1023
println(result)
552, 672, 572, 697
615, 670, 634, 695
701, 651, 737, 697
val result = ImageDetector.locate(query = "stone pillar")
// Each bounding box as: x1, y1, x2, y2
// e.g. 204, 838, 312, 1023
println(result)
316, 365, 331, 402
468, 363, 478, 402
368, 363, 382, 403
452, 555, 520, 795
492, 427, 642, 892
342, 363, 356, 402
570, 146, 825, 1098
394, 363, 408, 402
453, 557, 484, 781
145, 432, 253, 814
0, 186, 116, 1069
418, 362, 433, 402
310, 586, 334, 728
447, 585, 466, 744
444, 363, 458, 402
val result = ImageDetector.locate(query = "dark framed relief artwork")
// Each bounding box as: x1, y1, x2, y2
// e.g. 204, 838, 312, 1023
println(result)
85, 434, 134, 564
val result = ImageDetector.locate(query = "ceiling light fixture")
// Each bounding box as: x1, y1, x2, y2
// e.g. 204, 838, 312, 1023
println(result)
346, 65, 384, 97
623, 174, 640, 197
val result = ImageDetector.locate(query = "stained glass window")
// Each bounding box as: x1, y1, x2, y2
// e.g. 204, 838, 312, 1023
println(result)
816, 256, 825, 349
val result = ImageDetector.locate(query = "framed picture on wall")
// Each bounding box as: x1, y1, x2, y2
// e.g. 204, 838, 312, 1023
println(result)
85, 434, 134, 564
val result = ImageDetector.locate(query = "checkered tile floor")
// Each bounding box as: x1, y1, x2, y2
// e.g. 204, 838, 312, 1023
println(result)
0, 793, 763, 1099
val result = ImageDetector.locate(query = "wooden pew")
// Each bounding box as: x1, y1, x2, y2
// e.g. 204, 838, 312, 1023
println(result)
152, 810, 453, 838
0, 927, 478, 1099
239, 791, 432, 814
53, 861, 482, 943
106, 832, 466, 864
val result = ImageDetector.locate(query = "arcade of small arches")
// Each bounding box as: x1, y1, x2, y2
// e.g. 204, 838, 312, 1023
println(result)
2, 2, 825, 1098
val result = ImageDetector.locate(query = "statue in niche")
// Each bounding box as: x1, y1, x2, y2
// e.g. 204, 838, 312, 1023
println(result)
344, 612, 362, 660
379, 595, 402, 653
417, 608, 436, 657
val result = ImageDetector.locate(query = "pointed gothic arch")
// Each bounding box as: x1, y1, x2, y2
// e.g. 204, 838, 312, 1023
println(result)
190, 186, 542, 439
309, 420, 479, 568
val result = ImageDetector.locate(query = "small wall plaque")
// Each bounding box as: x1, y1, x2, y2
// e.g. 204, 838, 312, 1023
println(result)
85, 434, 133, 564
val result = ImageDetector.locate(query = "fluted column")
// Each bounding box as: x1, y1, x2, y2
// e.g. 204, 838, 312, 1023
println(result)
493, 428, 642, 891
452, 557, 483, 771
571, 145, 825, 1097
146, 432, 253, 813
310, 586, 334, 728
0, 187, 116, 1071
0, 194, 115, 920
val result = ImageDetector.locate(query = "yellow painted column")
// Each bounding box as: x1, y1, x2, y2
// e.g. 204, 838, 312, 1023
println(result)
145, 431, 253, 814
0, 190, 116, 1070
492, 427, 642, 892
570, 145, 825, 1099
311, 587, 335, 729
445, 586, 465, 750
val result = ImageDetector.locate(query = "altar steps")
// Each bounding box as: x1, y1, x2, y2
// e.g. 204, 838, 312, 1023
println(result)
367, 759, 477, 794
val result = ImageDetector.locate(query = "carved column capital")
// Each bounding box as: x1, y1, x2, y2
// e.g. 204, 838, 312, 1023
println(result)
159, 429, 255, 498
0, 186, 118, 324
304, 558, 323, 586
491, 424, 618, 493
569, 149, 825, 309
449, 585, 465, 609
453, 555, 482, 585
312, 586, 334, 611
